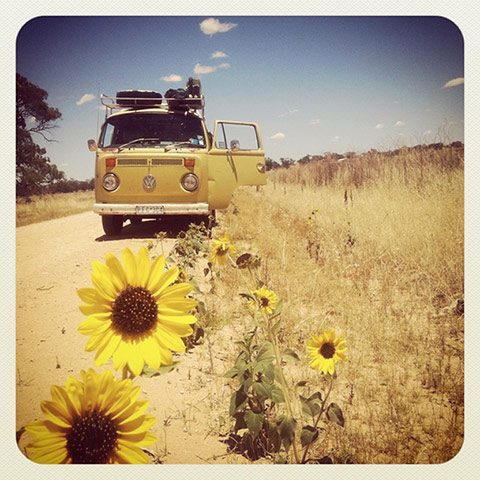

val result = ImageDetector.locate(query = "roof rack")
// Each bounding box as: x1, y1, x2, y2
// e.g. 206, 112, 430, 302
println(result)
100, 93, 205, 118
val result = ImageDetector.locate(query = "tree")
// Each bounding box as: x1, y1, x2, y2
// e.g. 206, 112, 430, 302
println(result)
16, 74, 65, 196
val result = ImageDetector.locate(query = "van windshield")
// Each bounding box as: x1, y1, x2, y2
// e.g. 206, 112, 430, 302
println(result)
99, 112, 206, 148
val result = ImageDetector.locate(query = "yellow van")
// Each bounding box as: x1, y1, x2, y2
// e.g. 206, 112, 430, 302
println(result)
87, 78, 266, 236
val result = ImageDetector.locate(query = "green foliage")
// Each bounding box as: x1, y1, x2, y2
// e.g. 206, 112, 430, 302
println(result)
326, 402, 345, 427
16, 73, 65, 197
224, 331, 288, 459
300, 425, 319, 447
142, 363, 178, 377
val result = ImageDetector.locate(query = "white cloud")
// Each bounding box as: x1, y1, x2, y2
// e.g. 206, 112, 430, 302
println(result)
76, 93, 95, 106
423, 130, 432, 135
279, 109, 299, 118
269, 132, 285, 140
443, 77, 464, 88
200, 18, 237, 36
332, 135, 341, 143
394, 120, 405, 127
161, 74, 182, 82
211, 51, 228, 59
393, 100, 400, 104
375, 123, 384, 129
193, 62, 230, 75
60, 163, 69, 167
309, 119, 321, 125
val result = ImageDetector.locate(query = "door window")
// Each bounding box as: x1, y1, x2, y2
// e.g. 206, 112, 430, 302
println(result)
215, 123, 259, 151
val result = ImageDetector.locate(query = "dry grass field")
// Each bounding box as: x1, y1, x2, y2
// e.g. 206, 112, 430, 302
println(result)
16, 190, 94, 227
210, 145, 464, 463
16, 145, 463, 464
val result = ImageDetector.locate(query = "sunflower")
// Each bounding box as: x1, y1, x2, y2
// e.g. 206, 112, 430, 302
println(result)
208, 233, 236, 266
306, 329, 348, 375
250, 287, 279, 315
25, 369, 156, 464
77, 247, 197, 376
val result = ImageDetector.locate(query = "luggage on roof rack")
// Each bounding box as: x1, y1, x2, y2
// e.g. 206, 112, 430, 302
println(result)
165, 77, 203, 111
115, 90, 163, 107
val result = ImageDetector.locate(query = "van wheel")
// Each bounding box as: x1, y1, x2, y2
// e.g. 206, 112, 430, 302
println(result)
102, 215, 124, 236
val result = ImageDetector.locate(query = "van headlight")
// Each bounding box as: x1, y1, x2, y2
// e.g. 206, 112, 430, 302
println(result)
102, 173, 119, 191
181, 173, 199, 192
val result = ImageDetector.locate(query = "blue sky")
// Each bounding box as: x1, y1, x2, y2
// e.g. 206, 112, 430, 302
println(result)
16, 16, 464, 180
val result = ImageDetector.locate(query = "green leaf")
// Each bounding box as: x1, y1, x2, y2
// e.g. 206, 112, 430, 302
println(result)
277, 415, 297, 451
300, 425, 319, 447
256, 341, 274, 362
223, 367, 238, 379
275, 457, 288, 464
142, 363, 177, 377
300, 392, 322, 418
326, 402, 345, 427
229, 390, 248, 416
245, 410, 264, 438
271, 385, 285, 404
262, 362, 275, 382
283, 348, 300, 361
236, 253, 252, 269
253, 380, 272, 399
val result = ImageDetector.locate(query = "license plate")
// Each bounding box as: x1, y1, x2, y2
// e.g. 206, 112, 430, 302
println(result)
135, 205, 165, 215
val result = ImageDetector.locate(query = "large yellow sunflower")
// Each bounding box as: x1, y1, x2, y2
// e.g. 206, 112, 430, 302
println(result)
25, 369, 156, 464
306, 329, 348, 375
250, 287, 279, 316
208, 233, 236, 266
77, 247, 197, 376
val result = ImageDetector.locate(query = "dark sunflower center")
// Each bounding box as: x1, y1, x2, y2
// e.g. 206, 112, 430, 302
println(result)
320, 342, 336, 359
66, 409, 118, 464
260, 297, 270, 307
112, 286, 158, 334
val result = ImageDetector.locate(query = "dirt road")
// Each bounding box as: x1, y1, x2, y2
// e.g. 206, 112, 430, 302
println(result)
16, 212, 239, 464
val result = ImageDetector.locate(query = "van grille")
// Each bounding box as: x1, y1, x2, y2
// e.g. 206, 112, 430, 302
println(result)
117, 158, 148, 166
152, 158, 183, 166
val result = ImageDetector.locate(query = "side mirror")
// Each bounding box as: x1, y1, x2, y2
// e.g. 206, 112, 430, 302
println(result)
230, 140, 240, 151
87, 139, 97, 152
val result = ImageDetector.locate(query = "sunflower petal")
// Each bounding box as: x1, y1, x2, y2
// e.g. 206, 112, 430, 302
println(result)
105, 253, 128, 291
155, 326, 186, 352
114, 442, 149, 464
94, 333, 122, 366
151, 267, 179, 297
146, 254, 166, 291
77, 288, 103, 305
122, 248, 137, 286
136, 247, 150, 288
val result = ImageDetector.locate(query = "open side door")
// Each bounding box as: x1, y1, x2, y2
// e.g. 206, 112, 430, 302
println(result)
211, 121, 266, 186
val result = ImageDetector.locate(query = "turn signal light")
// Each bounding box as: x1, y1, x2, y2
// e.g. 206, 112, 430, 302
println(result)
105, 157, 116, 167
184, 158, 195, 168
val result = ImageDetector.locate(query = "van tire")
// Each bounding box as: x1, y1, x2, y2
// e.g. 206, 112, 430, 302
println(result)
102, 215, 124, 236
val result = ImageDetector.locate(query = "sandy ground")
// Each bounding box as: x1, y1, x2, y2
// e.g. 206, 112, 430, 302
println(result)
16, 212, 243, 464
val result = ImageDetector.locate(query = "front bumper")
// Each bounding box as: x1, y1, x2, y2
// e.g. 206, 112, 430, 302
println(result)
94, 202, 210, 215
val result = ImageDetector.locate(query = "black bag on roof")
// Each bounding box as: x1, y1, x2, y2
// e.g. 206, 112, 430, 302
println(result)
116, 90, 162, 107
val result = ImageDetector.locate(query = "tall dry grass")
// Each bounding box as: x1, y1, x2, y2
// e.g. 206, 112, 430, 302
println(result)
211, 145, 464, 463
16, 190, 94, 227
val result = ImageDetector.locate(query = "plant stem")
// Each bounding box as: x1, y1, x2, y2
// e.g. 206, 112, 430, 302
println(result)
267, 317, 301, 464
300, 374, 334, 464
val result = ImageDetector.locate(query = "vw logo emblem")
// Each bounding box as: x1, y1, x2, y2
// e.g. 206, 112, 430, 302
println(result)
143, 174, 156, 189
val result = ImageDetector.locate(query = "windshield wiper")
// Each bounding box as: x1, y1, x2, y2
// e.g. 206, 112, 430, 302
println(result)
118, 137, 161, 150
164, 141, 201, 151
